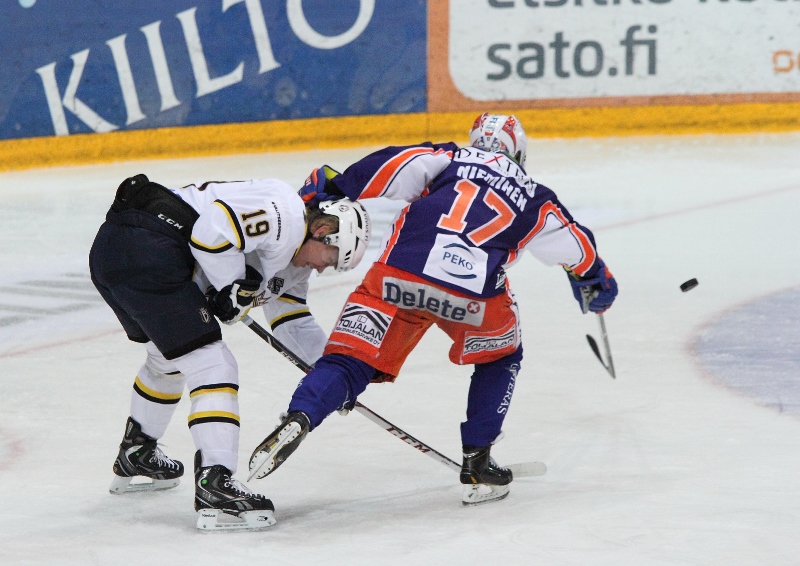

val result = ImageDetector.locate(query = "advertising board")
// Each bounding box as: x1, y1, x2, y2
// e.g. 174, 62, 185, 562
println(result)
430, 0, 800, 110
0, 0, 426, 140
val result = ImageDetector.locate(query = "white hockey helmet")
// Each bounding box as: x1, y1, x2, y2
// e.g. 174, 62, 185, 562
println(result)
469, 113, 528, 168
318, 198, 371, 272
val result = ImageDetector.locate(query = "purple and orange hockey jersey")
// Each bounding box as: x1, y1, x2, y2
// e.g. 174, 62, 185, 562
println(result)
333, 142, 600, 299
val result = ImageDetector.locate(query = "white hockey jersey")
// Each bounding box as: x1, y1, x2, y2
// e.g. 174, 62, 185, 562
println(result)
169, 179, 327, 363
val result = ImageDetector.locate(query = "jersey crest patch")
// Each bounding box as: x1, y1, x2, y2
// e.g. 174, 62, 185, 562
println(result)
495, 269, 507, 290
267, 276, 284, 295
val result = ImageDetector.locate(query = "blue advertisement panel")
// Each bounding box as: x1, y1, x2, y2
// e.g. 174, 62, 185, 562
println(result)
0, 0, 427, 140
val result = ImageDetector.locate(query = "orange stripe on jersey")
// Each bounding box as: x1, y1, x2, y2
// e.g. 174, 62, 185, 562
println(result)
505, 201, 558, 267
361, 147, 447, 199
569, 225, 597, 276
506, 201, 596, 273
378, 205, 409, 264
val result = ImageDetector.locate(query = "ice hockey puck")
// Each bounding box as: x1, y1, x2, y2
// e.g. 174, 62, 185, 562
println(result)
680, 278, 698, 292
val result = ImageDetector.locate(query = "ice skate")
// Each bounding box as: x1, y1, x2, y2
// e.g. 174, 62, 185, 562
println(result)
248, 411, 310, 480
460, 444, 512, 506
109, 417, 184, 494
194, 451, 276, 532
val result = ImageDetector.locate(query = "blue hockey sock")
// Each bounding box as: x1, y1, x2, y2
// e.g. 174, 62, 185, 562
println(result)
460, 346, 524, 447
288, 354, 374, 428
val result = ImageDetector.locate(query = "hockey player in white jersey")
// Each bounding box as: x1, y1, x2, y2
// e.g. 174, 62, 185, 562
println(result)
89, 174, 369, 531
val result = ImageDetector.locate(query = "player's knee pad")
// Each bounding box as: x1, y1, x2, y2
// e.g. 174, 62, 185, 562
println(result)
170, 341, 238, 391
289, 354, 374, 427
318, 354, 375, 398
502, 344, 524, 366
475, 345, 523, 374
144, 341, 183, 377
135, 343, 187, 406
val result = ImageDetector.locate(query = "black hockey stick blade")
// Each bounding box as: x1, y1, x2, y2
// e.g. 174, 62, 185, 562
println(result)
586, 334, 602, 361
586, 334, 615, 379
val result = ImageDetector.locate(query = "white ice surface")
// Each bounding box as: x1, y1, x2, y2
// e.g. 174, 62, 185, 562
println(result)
1, 134, 799, 565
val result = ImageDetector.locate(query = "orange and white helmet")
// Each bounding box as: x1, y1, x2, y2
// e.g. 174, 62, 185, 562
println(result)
468, 113, 528, 168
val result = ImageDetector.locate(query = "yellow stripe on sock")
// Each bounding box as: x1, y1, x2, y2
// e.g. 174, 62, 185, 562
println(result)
270, 308, 310, 327
134, 376, 183, 402
188, 411, 240, 424
188, 386, 239, 399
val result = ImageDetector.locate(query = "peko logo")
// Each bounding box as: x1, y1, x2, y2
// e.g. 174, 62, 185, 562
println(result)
422, 233, 488, 294
442, 242, 477, 279
383, 276, 485, 326
334, 303, 391, 347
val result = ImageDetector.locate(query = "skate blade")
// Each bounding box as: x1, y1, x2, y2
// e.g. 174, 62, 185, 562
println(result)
462, 483, 510, 506
196, 508, 276, 532
248, 421, 302, 481
109, 475, 180, 494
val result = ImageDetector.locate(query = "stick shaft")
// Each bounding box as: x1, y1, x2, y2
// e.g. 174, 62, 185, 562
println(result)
351, 404, 461, 471
597, 313, 616, 378
242, 315, 462, 471
243, 315, 312, 372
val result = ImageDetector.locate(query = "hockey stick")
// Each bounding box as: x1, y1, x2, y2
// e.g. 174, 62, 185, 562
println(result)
580, 288, 616, 379
585, 314, 615, 378
241, 315, 546, 478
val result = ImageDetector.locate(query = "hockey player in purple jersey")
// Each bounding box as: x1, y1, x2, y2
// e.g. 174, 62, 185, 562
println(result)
248, 113, 618, 506
90, 174, 370, 529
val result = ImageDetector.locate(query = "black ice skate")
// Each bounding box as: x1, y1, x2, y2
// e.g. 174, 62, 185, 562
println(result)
248, 411, 310, 480
194, 451, 276, 532
460, 444, 513, 506
109, 417, 184, 494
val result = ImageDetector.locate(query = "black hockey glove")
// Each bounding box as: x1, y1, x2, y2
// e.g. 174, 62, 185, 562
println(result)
208, 265, 263, 325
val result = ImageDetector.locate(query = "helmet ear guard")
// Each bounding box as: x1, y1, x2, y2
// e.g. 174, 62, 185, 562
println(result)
468, 113, 528, 168
318, 198, 371, 272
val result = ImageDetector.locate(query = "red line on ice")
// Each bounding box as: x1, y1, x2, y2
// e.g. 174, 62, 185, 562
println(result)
597, 183, 800, 232
0, 328, 122, 359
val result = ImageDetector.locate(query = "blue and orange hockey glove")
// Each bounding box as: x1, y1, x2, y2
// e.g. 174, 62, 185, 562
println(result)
299, 165, 343, 207
566, 259, 618, 314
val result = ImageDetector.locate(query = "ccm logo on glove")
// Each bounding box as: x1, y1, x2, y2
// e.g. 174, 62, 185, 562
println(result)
208, 265, 264, 324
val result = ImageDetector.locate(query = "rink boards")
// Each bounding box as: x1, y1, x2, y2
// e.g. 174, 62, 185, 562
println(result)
1, 0, 800, 169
